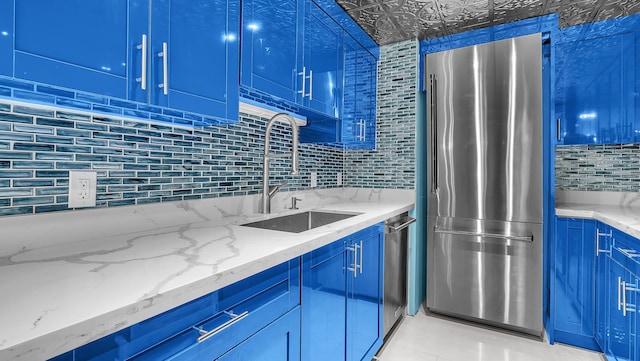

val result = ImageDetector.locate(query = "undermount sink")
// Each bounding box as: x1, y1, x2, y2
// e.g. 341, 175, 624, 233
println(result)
241, 211, 359, 233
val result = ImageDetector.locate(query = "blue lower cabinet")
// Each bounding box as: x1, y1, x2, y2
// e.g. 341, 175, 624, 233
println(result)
217, 307, 301, 361
49, 258, 300, 361
302, 224, 384, 361
607, 259, 635, 360
553, 217, 599, 350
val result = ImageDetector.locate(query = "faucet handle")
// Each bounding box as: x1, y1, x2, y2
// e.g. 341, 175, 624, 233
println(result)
290, 197, 302, 210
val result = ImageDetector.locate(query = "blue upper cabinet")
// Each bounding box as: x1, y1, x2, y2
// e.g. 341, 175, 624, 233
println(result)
302, 2, 342, 117
0, 1, 14, 77
150, 0, 239, 120
342, 34, 377, 150
14, 0, 135, 98
6, 0, 239, 123
241, 0, 303, 103
555, 16, 640, 145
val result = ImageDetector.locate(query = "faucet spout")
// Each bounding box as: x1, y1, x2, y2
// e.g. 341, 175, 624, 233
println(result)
261, 113, 300, 213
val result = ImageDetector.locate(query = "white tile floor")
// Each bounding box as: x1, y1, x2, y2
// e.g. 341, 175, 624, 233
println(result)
375, 309, 604, 361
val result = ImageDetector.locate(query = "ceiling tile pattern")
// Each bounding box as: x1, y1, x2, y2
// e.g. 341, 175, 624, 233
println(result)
335, 0, 640, 44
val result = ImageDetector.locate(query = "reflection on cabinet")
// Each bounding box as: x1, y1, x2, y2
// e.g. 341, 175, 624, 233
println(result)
342, 34, 377, 150
555, 17, 639, 145
5, 0, 239, 122
302, 223, 384, 361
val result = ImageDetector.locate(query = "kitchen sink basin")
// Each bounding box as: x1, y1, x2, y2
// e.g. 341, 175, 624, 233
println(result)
241, 211, 359, 233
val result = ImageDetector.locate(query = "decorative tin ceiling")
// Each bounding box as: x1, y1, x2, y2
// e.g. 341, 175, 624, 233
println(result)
335, 0, 640, 44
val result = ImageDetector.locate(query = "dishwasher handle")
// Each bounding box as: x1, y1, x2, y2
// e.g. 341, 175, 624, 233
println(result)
388, 217, 416, 233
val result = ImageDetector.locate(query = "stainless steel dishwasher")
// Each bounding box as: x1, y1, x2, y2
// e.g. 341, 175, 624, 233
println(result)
383, 213, 416, 337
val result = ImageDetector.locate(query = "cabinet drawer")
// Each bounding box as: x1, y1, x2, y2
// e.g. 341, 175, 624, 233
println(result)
611, 229, 640, 277
67, 258, 300, 361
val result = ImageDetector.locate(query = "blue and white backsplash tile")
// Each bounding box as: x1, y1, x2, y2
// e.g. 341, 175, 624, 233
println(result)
556, 144, 640, 192
0, 101, 345, 216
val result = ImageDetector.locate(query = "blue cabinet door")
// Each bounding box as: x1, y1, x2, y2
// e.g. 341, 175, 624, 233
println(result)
0, 1, 12, 77
342, 35, 376, 149
608, 258, 634, 360
556, 31, 636, 144
13, 0, 146, 99
301, 2, 342, 117
241, 0, 303, 102
216, 307, 301, 361
151, 0, 239, 120
553, 218, 599, 350
302, 239, 347, 361
346, 228, 383, 361
596, 223, 612, 351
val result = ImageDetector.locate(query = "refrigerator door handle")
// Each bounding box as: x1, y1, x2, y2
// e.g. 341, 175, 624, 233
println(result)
434, 227, 533, 242
429, 74, 438, 194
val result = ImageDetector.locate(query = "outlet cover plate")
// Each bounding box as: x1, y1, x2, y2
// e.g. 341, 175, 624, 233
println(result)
68, 170, 97, 208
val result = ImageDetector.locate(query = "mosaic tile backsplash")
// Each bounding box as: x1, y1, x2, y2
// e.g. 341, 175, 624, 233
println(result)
0, 101, 344, 216
556, 144, 640, 192
344, 39, 417, 189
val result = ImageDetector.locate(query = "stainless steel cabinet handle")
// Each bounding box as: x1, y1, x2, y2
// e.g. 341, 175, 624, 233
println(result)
358, 240, 363, 274
195, 310, 249, 342
136, 34, 147, 90
618, 248, 640, 259
308, 69, 313, 100
618, 276, 623, 312
429, 74, 438, 194
298, 67, 306, 98
596, 229, 612, 256
346, 245, 357, 277
556, 118, 561, 141
158, 42, 168, 95
388, 217, 416, 233
623, 281, 628, 316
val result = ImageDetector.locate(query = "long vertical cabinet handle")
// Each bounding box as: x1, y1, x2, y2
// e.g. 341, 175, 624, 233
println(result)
622, 280, 628, 317
298, 67, 307, 98
556, 118, 561, 141
308, 70, 313, 100
158, 42, 168, 95
596, 229, 612, 255
618, 277, 623, 312
429, 74, 438, 194
358, 240, 363, 274
136, 34, 147, 90
346, 244, 357, 277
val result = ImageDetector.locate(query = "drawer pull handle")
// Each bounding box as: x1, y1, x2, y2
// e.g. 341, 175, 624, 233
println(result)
618, 248, 640, 258
195, 310, 249, 342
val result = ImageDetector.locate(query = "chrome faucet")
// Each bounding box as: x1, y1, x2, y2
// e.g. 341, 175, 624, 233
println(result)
261, 113, 299, 213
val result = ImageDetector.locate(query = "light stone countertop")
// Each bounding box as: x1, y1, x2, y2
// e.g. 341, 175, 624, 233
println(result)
555, 190, 640, 239
0, 187, 415, 361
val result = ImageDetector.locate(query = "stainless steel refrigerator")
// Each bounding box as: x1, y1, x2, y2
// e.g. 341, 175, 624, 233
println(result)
425, 33, 543, 336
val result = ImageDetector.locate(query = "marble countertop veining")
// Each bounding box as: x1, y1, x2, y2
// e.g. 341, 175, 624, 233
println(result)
555, 190, 640, 240
0, 188, 415, 361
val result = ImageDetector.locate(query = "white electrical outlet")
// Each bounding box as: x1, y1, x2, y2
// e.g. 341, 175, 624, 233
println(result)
68, 171, 97, 208
337, 172, 343, 186
310, 172, 317, 188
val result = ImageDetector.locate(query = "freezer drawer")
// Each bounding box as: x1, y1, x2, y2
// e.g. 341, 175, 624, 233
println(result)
426, 218, 543, 336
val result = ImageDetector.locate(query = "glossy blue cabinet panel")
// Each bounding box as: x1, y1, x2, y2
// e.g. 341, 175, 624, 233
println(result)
607, 259, 635, 360
553, 218, 599, 350
150, 0, 239, 119
302, 224, 383, 361
346, 227, 383, 361
0, 1, 12, 77
302, 2, 342, 117
241, 0, 303, 102
342, 34, 377, 150
555, 19, 638, 145
595, 223, 612, 351
302, 239, 347, 361
14, 0, 134, 98
217, 307, 301, 361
